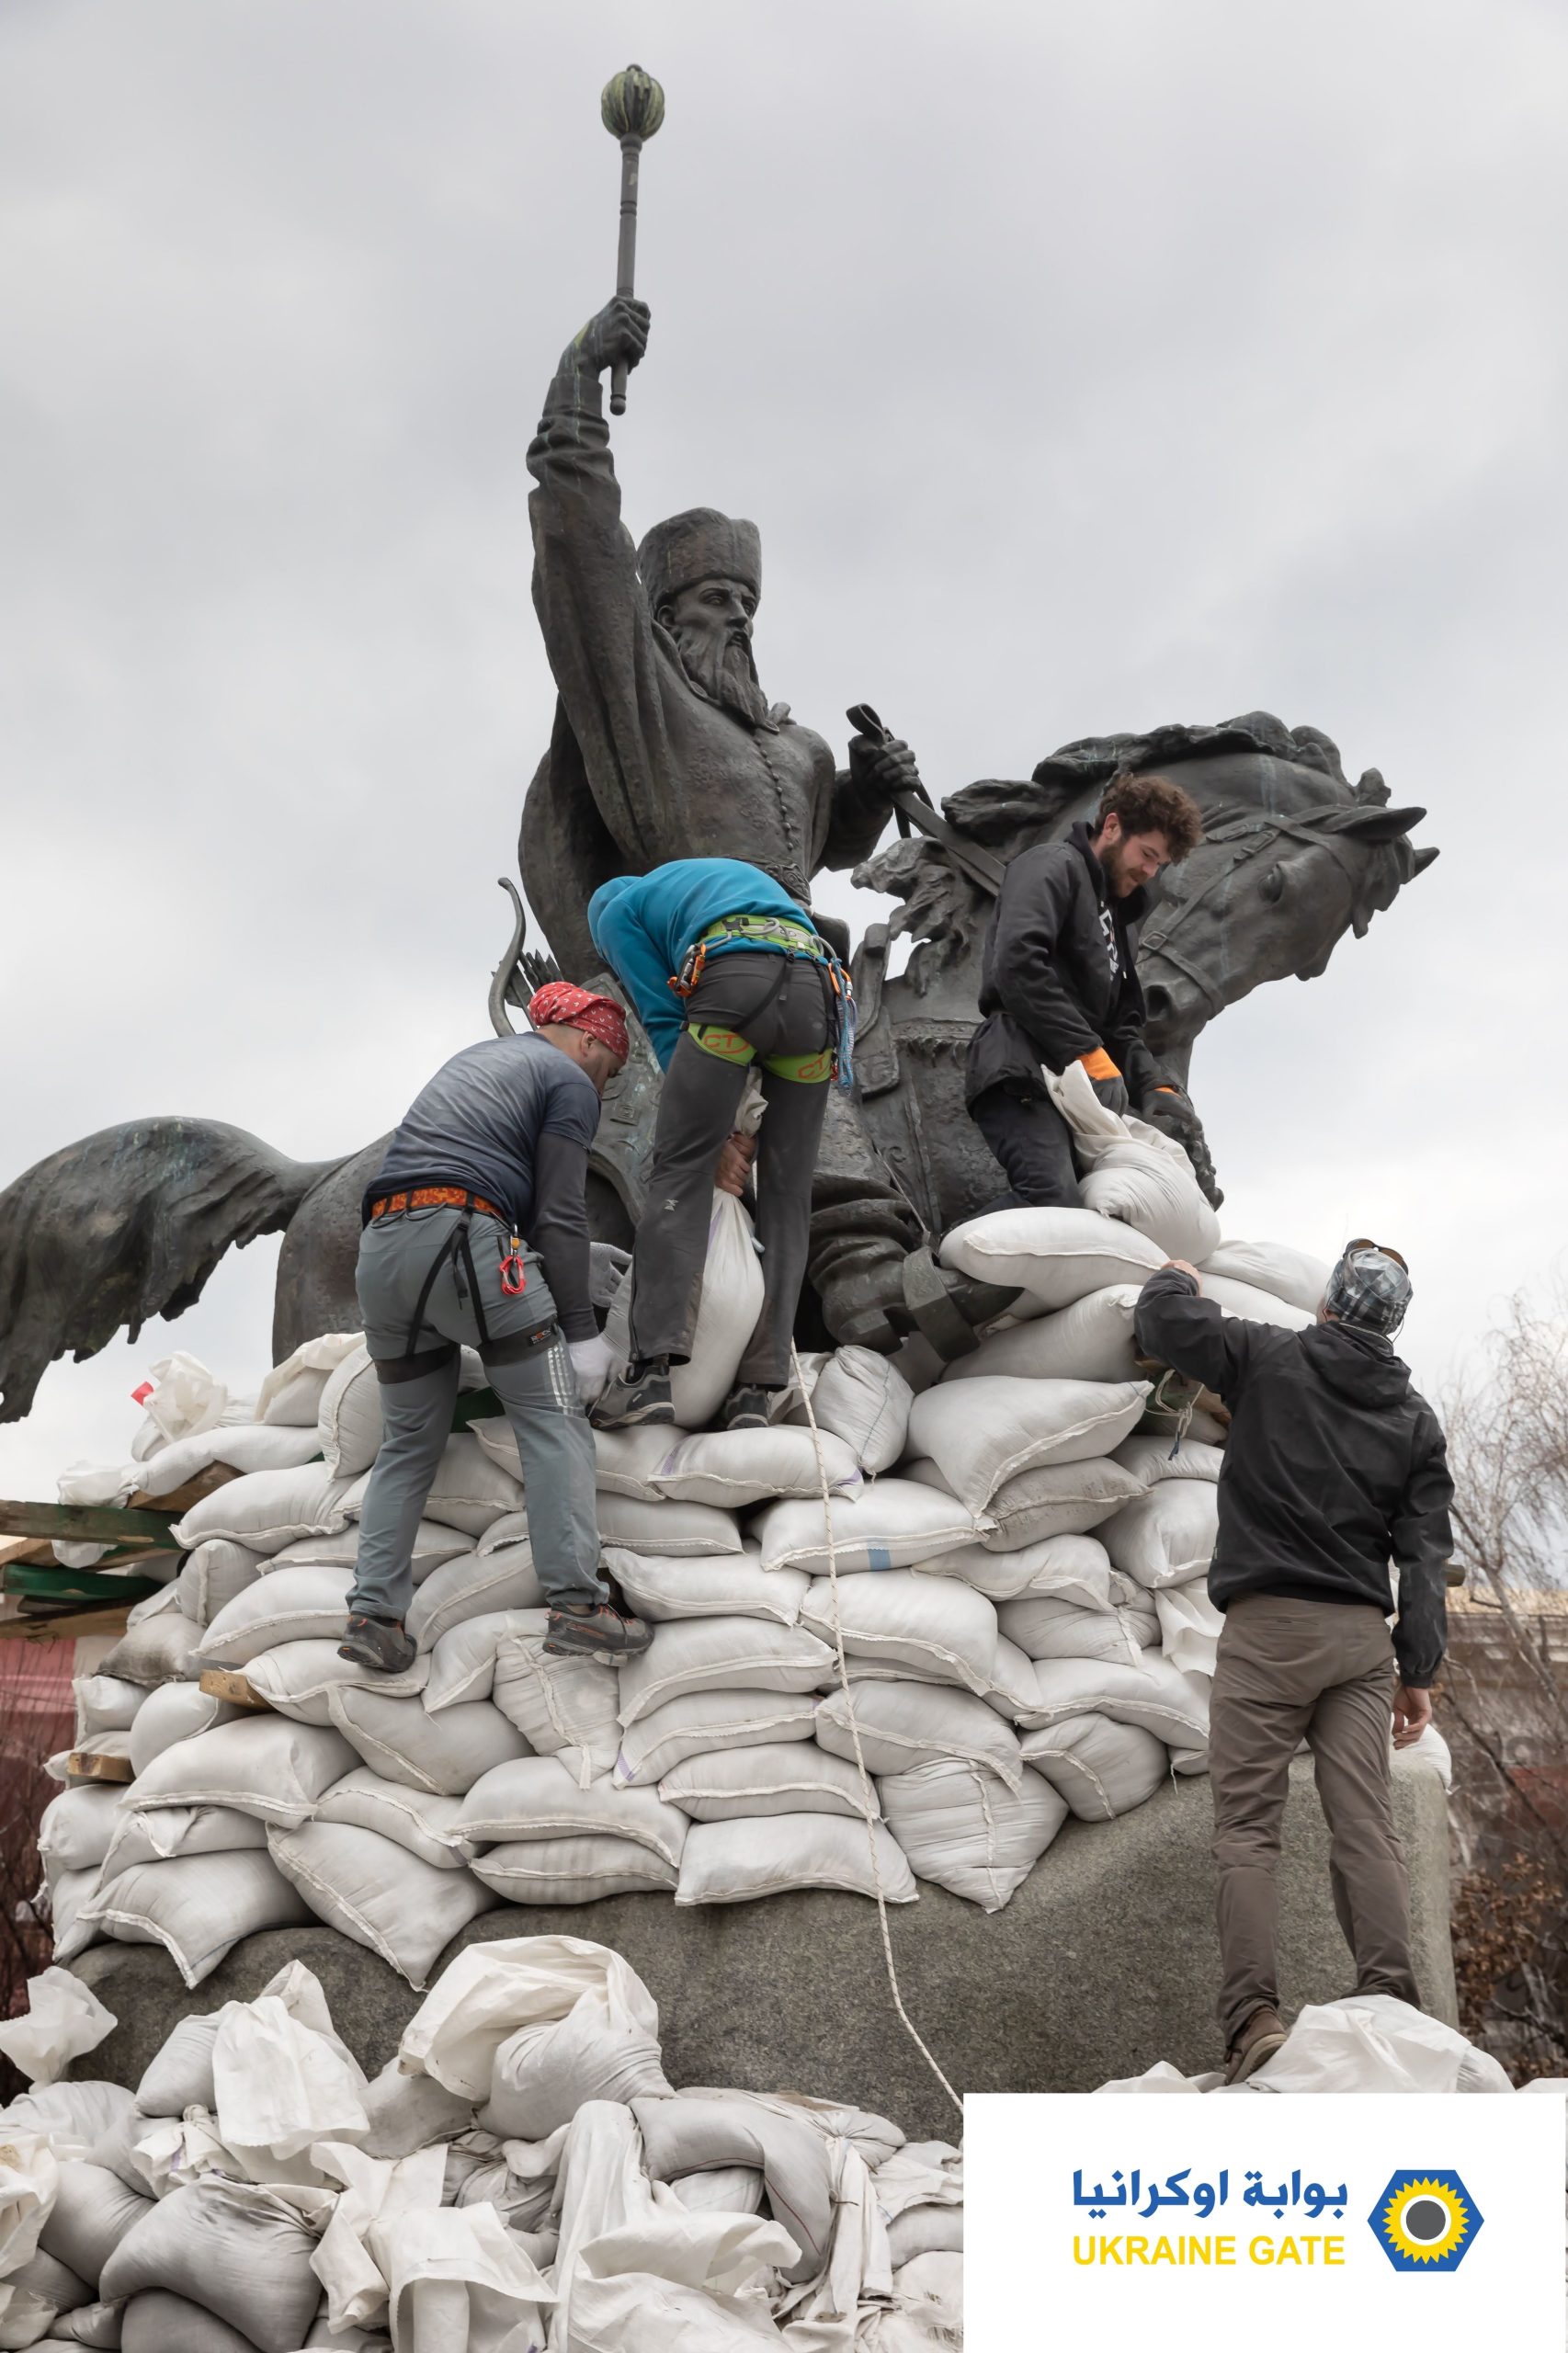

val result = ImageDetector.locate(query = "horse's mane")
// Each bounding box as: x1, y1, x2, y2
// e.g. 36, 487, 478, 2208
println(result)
942, 710, 1352, 847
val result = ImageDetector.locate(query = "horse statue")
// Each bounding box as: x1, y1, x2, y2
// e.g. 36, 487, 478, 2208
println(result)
0, 711, 1435, 1424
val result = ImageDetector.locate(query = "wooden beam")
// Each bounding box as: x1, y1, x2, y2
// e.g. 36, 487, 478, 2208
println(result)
0, 1604, 133, 1644
199, 1666, 272, 1712
0, 1500, 176, 1544
65, 1749, 135, 1783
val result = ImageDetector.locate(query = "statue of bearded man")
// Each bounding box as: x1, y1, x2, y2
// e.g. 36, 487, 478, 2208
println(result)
521, 293, 941, 1348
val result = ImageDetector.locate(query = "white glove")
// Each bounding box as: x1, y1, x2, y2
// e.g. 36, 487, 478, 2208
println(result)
568, 1332, 617, 1404
588, 1242, 632, 1309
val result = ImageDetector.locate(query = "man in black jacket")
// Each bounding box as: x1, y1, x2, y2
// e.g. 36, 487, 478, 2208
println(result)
965, 771, 1205, 1209
1134, 1243, 1454, 2083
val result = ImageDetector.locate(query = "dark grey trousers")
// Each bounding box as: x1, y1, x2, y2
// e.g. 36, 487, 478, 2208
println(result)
349, 1205, 604, 1623
1209, 1592, 1418, 2045
630, 950, 832, 1389
969, 1083, 1083, 1211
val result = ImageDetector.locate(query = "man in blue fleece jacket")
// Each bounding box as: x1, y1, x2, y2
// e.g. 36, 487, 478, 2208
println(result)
588, 857, 840, 1429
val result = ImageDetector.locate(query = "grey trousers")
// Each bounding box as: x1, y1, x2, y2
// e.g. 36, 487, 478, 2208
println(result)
348, 1204, 604, 1623
1208, 1592, 1418, 2045
630, 950, 833, 1389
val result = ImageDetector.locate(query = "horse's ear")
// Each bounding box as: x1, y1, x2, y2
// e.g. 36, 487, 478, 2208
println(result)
1323, 802, 1426, 843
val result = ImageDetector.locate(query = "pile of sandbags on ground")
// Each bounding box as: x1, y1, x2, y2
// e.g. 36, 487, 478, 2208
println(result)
1093, 1993, 1550, 2096
31, 1062, 1445, 1972
0, 1941, 961, 2351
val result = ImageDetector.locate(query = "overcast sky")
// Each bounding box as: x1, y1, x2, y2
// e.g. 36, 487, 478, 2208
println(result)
4, 0, 1565, 1493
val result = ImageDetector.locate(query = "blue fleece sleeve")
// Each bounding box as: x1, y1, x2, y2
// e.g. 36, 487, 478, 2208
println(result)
590, 893, 684, 1068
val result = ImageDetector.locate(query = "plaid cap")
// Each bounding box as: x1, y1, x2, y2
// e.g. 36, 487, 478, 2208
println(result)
1324, 1243, 1412, 1337
526, 982, 629, 1064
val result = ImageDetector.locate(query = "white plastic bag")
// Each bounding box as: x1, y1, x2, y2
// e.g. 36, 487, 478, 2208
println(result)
1044, 1058, 1221, 1262
0, 1970, 114, 2087
212, 1990, 369, 2165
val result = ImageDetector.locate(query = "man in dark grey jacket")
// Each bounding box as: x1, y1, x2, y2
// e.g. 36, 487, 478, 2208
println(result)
1134, 1242, 1453, 2083
965, 770, 1204, 1209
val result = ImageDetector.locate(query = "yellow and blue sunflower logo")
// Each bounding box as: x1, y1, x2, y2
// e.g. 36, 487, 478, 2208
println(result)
1368, 2171, 1482, 2271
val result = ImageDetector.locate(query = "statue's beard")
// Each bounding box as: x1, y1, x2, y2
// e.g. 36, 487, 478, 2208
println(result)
676, 628, 772, 728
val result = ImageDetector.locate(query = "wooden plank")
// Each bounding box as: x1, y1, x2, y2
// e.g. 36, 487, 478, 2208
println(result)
0, 1499, 176, 1544
128, 1463, 238, 1515
65, 1749, 136, 1783
0, 1536, 54, 1569
0, 1604, 133, 1644
199, 1665, 272, 1712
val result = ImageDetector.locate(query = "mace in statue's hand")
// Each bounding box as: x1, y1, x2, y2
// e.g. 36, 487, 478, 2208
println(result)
571, 295, 651, 381
847, 730, 927, 814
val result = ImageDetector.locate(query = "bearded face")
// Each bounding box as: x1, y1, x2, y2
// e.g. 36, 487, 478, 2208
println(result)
661, 578, 772, 728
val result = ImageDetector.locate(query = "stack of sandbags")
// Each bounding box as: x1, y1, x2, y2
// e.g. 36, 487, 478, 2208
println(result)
0, 1939, 962, 2352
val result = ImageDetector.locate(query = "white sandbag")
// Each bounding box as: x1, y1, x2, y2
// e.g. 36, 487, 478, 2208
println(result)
471, 1836, 678, 1905
1019, 1712, 1169, 1819
1111, 1434, 1225, 1488
357, 2057, 475, 2160
272, 1519, 469, 1578
35, 2160, 151, 2283
800, 1572, 999, 1694
0, 1972, 114, 2089
587, 1426, 691, 1499
267, 1821, 496, 1987
124, 1715, 358, 1825
815, 1681, 1024, 1790
81, 1851, 313, 1987
605, 1188, 765, 1430
119, 2287, 267, 2352
617, 1619, 834, 1728
658, 1742, 877, 1822
1250, 1994, 1511, 2096
1405, 1721, 1453, 1790
422, 1611, 540, 1711
879, 1759, 1066, 1910
196, 1565, 354, 1667
174, 1539, 265, 1627
966, 1455, 1144, 1551
327, 1687, 527, 1797
257, 1332, 362, 1427
940, 1206, 1165, 1308
1024, 1654, 1210, 1756
101, 2177, 324, 2353
612, 1689, 820, 1789
458, 1757, 687, 1867
981, 1631, 1044, 1722
172, 1467, 354, 1557
97, 1608, 202, 1689
590, 1495, 743, 1559
925, 1529, 1115, 1608
634, 2092, 835, 2279
676, 1813, 915, 1906
1200, 1237, 1330, 1316
0, 2245, 92, 2342
1098, 1480, 1218, 1589
41, 1869, 101, 1966
1042, 1056, 1221, 1259
668, 2166, 764, 2215
242, 1641, 428, 1726
1154, 1583, 1224, 1677
1187, 1273, 1312, 1331
792, 1346, 914, 1473
606, 1545, 809, 1628
134, 1422, 326, 1500
755, 1480, 985, 1575
71, 1677, 146, 1743
314, 1344, 382, 1478
421, 1938, 671, 2136
136, 2011, 222, 2114
998, 1591, 1154, 1665
103, 1803, 268, 1881
491, 1632, 619, 1779
908, 1377, 1149, 1513
645, 1426, 861, 1509
37, 1789, 121, 1876
127, 1681, 241, 1776
391, 1434, 523, 1538
405, 1545, 544, 1648
942, 1286, 1145, 1386
314, 1766, 478, 1867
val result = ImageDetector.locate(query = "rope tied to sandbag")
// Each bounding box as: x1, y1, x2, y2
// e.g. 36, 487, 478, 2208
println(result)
791, 1341, 963, 2121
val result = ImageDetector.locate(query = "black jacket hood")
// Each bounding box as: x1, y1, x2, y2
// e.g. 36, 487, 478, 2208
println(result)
1298, 1319, 1412, 1409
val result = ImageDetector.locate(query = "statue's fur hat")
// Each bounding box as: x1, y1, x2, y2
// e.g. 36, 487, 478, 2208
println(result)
638, 508, 761, 615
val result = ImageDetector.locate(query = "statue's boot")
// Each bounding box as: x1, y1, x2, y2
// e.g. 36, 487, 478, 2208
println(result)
815, 1238, 1020, 1363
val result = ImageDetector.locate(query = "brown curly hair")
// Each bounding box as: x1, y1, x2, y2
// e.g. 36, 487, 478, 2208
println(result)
1096, 770, 1203, 859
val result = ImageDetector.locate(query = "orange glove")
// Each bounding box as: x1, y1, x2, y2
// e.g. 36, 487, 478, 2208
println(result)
1078, 1049, 1121, 1082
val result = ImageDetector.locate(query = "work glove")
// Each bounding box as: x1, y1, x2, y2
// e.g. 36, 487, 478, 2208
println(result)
1077, 1049, 1129, 1118
587, 1241, 631, 1309
568, 1332, 617, 1405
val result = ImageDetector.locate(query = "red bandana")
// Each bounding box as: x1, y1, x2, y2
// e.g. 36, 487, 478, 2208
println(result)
527, 982, 630, 1064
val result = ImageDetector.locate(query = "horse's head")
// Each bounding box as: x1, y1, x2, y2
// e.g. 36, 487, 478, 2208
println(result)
1138, 798, 1437, 1056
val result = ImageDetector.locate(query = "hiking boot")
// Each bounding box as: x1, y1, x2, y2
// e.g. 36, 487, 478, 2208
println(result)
1224, 2004, 1288, 2086
544, 1599, 653, 1661
338, 1614, 417, 1674
721, 1382, 778, 1432
591, 1362, 676, 1429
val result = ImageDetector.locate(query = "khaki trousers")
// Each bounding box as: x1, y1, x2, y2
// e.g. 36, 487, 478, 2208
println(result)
1209, 1592, 1418, 2047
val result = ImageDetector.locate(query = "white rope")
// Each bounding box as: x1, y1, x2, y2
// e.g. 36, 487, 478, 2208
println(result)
791, 1341, 963, 2120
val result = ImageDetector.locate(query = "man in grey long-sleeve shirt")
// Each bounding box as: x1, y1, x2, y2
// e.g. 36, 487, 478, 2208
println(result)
338, 983, 651, 1672
1134, 1242, 1453, 2082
